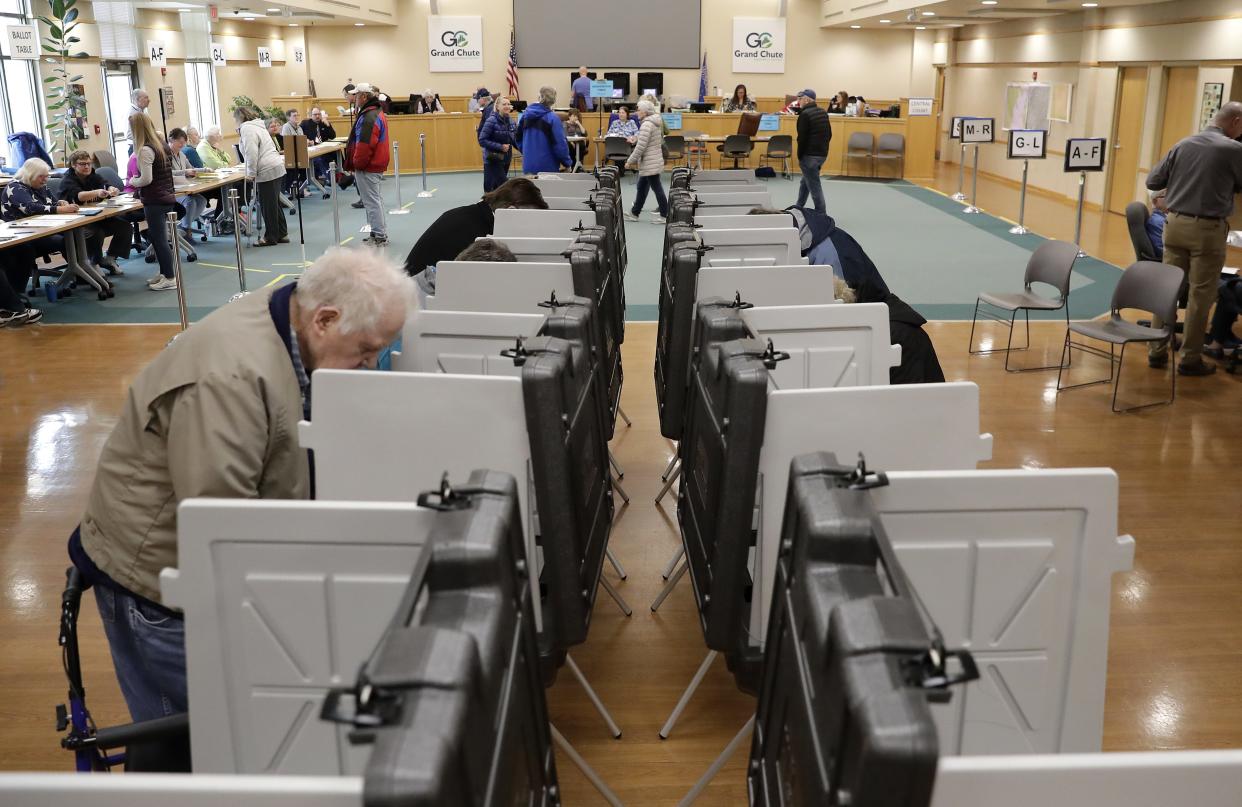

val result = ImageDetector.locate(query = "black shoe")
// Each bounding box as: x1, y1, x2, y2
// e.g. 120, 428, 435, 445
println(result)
1177, 361, 1217, 376
278, 236, 290, 243
351, 200, 365, 209
1148, 355, 1167, 369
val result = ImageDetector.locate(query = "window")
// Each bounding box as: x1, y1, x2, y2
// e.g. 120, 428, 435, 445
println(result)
184, 62, 219, 133
0, 0, 42, 146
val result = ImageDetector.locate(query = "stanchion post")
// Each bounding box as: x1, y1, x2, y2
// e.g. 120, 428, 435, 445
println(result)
951, 142, 967, 202
1073, 170, 1087, 257
229, 188, 246, 292
417, 132, 434, 197
388, 141, 409, 215
167, 212, 189, 331
962, 145, 982, 214
1009, 159, 1030, 235
329, 166, 341, 243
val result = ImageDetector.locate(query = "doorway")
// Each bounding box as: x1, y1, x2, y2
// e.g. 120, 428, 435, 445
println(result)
1107, 66, 1148, 217
101, 61, 138, 162
934, 67, 945, 161
1158, 66, 1198, 159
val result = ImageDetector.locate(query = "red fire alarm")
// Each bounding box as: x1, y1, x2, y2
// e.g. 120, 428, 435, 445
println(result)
94, 124, 101, 134
1032, 71, 1038, 81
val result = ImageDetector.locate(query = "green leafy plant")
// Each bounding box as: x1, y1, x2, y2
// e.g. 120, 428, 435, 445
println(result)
229, 96, 287, 124
37, 0, 88, 163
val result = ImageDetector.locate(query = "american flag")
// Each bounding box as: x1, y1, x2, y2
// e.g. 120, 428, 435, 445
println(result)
697, 52, 708, 103
506, 29, 520, 99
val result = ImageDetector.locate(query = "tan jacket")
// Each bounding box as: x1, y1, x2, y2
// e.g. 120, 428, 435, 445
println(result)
626, 116, 665, 177
80, 288, 310, 603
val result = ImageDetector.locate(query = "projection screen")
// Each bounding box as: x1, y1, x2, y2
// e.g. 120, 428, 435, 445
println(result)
513, 0, 701, 69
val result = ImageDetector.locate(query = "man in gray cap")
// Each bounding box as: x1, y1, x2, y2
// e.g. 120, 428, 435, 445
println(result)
1146, 101, 1242, 375
795, 88, 831, 214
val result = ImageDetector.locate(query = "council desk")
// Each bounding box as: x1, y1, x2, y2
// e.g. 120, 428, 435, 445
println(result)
314, 99, 937, 180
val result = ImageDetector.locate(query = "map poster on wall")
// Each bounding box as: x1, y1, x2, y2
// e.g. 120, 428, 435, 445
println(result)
428, 15, 483, 72
1200, 82, 1224, 130
732, 17, 786, 74
1004, 82, 1051, 132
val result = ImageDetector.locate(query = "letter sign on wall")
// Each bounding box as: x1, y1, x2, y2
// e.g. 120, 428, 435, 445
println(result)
148, 40, 166, 68
6, 25, 38, 60
210, 42, 227, 67
257, 47, 272, 68
293, 46, 304, 64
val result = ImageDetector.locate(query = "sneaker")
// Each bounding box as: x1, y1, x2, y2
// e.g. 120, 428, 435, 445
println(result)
351, 200, 365, 209
0, 309, 25, 326
99, 257, 124, 276
147, 275, 163, 286
624, 212, 639, 222
651, 214, 667, 224
364, 236, 388, 247
21, 308, 42, 325
1177, 360, 1216, 376
149, 276, 178, 291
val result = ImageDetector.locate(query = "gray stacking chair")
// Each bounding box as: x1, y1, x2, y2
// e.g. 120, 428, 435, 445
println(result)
758, 134, 793, 178
844, 131, 874, 176
1056, 260, 1184, 413
873, 132, 905, 178
968, 239, 1080, 371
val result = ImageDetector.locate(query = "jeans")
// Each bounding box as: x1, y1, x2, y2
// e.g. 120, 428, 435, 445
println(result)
143, 203, 177, 278
797, 156, 826, 213
256, 178, 287, 243
631, 173, 668, 218
94, 584, 187, 723
483, 154, 511, 192
355, 170, 387, 239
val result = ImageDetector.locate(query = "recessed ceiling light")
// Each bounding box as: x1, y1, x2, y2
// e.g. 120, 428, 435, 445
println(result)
879, 18, 892, 23
922, 10, 936, 15
981, 0, 998, 4
354, 22, 364, 26
1081, 1, 1097, 5
288, 22, 297, 26
243, 16, 255, 20
267, 7, 280, 11
850, 24, 861, 28
915, 25, 926, 29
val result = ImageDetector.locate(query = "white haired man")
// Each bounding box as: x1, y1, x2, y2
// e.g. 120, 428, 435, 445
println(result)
67, 247, 415, 727
125, 88, 150, 153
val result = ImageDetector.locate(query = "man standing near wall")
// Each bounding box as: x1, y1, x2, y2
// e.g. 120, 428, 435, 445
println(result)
794, 89, 831, 214
572, 66, 594, 112
125, 88, 150, 153
345, 82, 390, 246
1146, 101, 1242, 376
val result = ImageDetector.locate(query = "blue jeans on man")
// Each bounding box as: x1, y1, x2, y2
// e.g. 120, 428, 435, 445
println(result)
94, 584, 187, 722
797, 155, 826, 214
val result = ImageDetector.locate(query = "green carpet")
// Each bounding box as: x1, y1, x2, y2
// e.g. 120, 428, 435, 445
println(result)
36, 172, 1119, 326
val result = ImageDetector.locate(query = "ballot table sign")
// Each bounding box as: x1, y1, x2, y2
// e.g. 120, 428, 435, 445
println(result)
147, 40, 166, 68
661, 112, 683, 131
589, 79, 614, 99
6, 25, 38, 60
960, 117, 995, 143
1007, 129, 1047, 159
257, 47, 272, 69
1064, 138, 1107, 172
210, 42, 227, 67
758, 114, 780, 131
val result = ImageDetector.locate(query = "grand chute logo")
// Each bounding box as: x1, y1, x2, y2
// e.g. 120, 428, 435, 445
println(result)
744, 31, 773, 49
440, 30, 468, 47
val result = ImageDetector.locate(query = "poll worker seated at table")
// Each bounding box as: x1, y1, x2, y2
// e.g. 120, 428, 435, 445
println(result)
1146, 188, 1241, 357
402, 177, 547, 301
168, 128, 210, 237
181, 127, 205, 169
196, 125, 234, 169
607, 106, 639, 174
65, 247, 414, 731
515, 86, 573, 175
722, 84, 756, 113
835, 276, 944, 385
59, 149, 131, 275
827, 90, 849, 114
749, 206, 889, 294
564, 110, 588, 170
413, 89, 445, 114
0, 157, 102, 297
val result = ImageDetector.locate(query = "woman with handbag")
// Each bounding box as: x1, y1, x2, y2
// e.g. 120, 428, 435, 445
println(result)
478, 96, 518, 192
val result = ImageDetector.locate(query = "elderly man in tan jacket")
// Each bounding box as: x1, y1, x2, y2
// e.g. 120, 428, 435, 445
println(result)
68, 247, 414, 727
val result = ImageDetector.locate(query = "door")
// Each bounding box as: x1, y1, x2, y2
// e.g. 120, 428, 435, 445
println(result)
1107, 66, 1148, 216
102, 61, 138, 162
1158, 67, 1198, 160
934, 67, 946, 161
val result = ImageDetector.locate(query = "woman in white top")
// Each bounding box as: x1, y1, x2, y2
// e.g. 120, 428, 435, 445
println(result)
623, 100, 668, 223
235, 105, 288, 246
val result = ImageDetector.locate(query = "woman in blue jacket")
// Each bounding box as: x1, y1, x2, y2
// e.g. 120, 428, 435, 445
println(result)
515, 85, 573, 175
478, 96, 519, 192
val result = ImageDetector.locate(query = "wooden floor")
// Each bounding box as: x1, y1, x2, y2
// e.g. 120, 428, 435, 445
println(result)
1, 166, 1241, 805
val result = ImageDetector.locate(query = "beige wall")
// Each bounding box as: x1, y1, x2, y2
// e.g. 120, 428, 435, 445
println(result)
304, 0, 918, 104
940, 0, 1242, 209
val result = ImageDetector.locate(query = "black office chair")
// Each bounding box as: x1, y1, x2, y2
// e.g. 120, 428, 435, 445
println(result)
715, 134, 754, 169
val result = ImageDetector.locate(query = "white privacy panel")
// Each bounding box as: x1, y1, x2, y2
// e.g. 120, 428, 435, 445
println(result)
485, 235, 574, 263
694, 266, 839, 308
698, 227, 802, 266
743, 303, 900, 389
161, 499, 438, 775
429, 261, 574, 314
493, 208, 594, 237
531, 178, 593, 198
543, 196, 594, 211
394, 310, 543, 374
693, 213, 795, 230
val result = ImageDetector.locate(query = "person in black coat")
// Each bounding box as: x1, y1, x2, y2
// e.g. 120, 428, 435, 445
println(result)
403, 178, 547, 304
794, 89, 831, 213
842, 276, 945, 385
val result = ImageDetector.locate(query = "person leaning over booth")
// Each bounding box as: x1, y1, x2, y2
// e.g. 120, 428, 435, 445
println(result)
479, 96, 519, 193
795, 88, 831, 215
345, 82, 391, 246
1145, 101, 1242, 375
515, 86, 573, 175
66, 248, 414, 728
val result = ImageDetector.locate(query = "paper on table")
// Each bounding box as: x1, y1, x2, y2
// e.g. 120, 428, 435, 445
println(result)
16, 215, 83, 225
1223, 266, 1239, 276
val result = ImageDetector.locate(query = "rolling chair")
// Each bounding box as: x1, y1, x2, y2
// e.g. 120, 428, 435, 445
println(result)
873, 133, 905, 178
92, 150, 118, 172
844, 132, 875, 176
758, 134, 793, 178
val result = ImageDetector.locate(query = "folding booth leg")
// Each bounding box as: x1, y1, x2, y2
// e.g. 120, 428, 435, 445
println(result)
661, 453, 679, 482
661, 545, 685, 580
612, 477, 631, 506
566, 653, 623, 739
606, 547, 627, 580
599, 576, 633, 617
550, 723, 625, 807
675, 717, 755, 807
650, 560, 687, 612
659, 650, 718, 739
617, 405, 633, 427
654, 463, 682, 505
608, 449, 625, 480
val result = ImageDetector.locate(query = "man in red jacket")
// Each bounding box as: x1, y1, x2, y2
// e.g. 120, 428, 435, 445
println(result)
346, 82, 390, 245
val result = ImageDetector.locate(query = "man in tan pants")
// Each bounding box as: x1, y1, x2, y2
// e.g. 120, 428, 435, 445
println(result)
1146, 102, 1242, 375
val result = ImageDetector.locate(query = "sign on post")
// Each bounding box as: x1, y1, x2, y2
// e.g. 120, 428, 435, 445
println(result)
293, 46, 304, 65
147, 40, 166, 68
950, 116, 964, 139
960, 117, 995, 143
908, 98, 934, 116
257, 47, 272, 68
1007, 129, 1047, 159
1064, 138, 1107, 171
6, 25, 38, 60
210, 42, 227, 67
589, 79, 614, 98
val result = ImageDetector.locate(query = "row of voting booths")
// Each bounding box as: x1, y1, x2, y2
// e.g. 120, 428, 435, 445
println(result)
7, 167, 1242, 805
